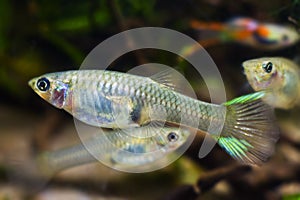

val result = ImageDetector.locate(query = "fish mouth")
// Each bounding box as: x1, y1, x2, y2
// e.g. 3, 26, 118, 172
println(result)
28, 78, 36, 89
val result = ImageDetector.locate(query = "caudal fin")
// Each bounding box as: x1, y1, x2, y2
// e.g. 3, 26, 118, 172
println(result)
215, 92, 279, 165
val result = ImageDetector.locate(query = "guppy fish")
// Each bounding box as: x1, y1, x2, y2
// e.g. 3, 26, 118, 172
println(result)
34, 126, 190, 176
243, 57, 300, 109
29, 70, 279, 164
189, 17, 299, 50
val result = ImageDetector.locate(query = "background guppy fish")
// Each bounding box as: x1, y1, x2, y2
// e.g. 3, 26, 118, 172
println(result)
29, 70, 279, 164
243, 57, 300, 109
21, 126, 190, 179
190, 17, 299, 50
181, 17, 300, 58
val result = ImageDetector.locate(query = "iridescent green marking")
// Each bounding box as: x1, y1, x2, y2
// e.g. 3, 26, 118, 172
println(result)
218, 137, 255, 160
223, 91, 265, 106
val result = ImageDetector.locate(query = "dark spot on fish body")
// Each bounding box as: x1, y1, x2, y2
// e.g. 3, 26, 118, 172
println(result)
130, 104, 142, 123
130, 103, 153, 126
282, 34, 289, 42
109, 157, 118, 165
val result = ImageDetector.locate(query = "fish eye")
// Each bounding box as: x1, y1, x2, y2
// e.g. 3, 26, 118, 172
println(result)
36, 77, 50, 92
262, 61, 273, 73
167, 132, 179, 142
282, 34, 289, 41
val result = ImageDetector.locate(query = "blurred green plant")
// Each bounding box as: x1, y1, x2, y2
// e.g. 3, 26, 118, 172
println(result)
0, 1, 111, 101
123, 0, 159, 23
283, 193, 300, 200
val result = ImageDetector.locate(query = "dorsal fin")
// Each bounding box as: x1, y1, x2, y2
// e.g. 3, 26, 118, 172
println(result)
127, 63, 196, 98
149, 68, 198, 99
149, 68, 177, 90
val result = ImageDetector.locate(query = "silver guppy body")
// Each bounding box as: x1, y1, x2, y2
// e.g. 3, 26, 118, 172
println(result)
37, 70, 224, 133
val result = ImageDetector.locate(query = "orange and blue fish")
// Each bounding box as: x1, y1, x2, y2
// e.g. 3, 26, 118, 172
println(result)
185, 17, 299, 55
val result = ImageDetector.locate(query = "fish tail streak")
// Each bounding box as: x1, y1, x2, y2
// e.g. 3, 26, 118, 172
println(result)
190, 19, 225, 31
232, 29, 253, 40
217, 91, 279, 165
180, 38, 221, 58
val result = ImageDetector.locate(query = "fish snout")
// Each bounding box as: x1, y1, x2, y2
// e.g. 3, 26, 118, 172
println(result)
28, 78, 36, 89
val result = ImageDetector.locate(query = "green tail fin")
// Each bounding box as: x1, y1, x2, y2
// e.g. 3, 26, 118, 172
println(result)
215, 91, 279, 165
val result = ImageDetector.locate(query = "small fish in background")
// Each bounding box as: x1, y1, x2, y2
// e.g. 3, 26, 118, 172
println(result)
16, 126, 190, 179
243, 57, 300, 109
29, 70, 279, 165
9, 126, 190, 190
183, 17, 299, 57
